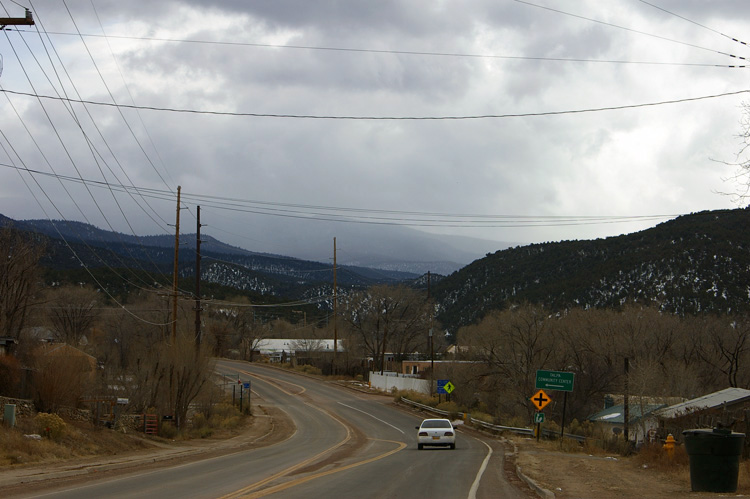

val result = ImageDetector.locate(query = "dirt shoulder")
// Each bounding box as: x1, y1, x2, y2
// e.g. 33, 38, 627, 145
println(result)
0, 403, 294, 496
511, 436, 750, 498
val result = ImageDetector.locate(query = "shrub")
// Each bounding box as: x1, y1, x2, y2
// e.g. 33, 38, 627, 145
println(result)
211, 403, 240, 420
35, 413, 66, 441
435, 401, 460, 414
195, 427, 213, 438
160, 422, 178, 439
207, 403, 243, 430
470, 412, 495, 424
191, 412, 208, 430
392, 389, 438, 407
294, 364, 322, 376
566, 418, 592, 437
0, 355, 22, 397
636, 441, 689, 470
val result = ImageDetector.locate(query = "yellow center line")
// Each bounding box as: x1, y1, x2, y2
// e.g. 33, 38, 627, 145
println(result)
219, 372, 351, 499
241, 439, 408, 498
240, 369, 307, 396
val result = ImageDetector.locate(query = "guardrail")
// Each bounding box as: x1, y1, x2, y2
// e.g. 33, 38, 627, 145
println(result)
400, 397, 585, 442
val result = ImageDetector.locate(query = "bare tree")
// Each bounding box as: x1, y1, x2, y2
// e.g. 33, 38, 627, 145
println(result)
695, 316, 750, 388
171, 336, 215, 427
0, 227, 43, 340
289, 337, 325, 355
47, 286, 101, 346
720, 101, 750, 202
457, 304, 569, 418
343, 285, 430, 373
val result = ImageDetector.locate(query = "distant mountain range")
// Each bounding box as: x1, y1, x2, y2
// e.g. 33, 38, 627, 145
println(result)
0, 214, 421, 298
219, 215, 512, 275
5, 208, 750, 336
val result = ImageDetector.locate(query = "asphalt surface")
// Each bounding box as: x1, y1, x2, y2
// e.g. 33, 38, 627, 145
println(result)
3, 361, 529, 498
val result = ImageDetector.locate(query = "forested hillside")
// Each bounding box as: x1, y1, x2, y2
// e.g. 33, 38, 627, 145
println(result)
433, 208, 750, 333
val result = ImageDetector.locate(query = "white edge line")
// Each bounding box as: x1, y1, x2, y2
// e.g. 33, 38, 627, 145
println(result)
468, 439, 493, 499
337, 402, 405, 434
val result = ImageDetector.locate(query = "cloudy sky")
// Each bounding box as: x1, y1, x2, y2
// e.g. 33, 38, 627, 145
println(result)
0, 0, 748, 261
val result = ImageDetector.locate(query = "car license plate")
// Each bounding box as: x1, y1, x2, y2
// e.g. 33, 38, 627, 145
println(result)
432, 436, 440, 440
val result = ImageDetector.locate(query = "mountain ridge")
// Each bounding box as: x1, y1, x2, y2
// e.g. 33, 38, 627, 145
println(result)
432, 208, 750, 333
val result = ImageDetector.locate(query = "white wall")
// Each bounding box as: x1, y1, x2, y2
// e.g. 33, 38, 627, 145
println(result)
369, 372, 430, 394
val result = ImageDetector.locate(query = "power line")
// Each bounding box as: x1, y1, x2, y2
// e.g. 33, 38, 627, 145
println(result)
0, 161, 681, 229
55, 0, 176, 205
1, 87, 746, 120
513, 0, 749, 64
2, 23, 176, 291
87, 0, 178, 191
10, 27, 742, 68
0, 135, 173, 326
637, 0, 750, 49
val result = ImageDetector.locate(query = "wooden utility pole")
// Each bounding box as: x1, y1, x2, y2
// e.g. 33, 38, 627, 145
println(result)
428, 271, 434, 394
624, 357, 630, 443
171, 186, 181, 342
194, 205, 202, 349
0, 9, 34, 28
332, 237, 338, 365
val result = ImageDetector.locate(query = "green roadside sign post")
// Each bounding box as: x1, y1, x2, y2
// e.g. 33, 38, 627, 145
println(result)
536, 370, 575, 443
533, 412, 545, 441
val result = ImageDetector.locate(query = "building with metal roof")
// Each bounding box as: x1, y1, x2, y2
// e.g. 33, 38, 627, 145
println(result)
655, 388, 750, 419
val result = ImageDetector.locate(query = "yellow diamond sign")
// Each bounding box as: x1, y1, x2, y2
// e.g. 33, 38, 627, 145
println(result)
444, 381, 455, 394
530, 389, 551, 411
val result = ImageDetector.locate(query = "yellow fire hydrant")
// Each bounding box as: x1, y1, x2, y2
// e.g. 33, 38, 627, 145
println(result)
663, 433, 676, 459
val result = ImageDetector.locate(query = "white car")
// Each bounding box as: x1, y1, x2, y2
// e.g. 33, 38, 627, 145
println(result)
416, 418, 456, 450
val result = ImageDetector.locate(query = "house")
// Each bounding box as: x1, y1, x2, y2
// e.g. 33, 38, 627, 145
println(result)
37, 343, 97, 375
400, 359, 480, 376
588, 403, 666, 444
0, 337, 18, 356
655, 387, 750, 437
656, 387, 750, 419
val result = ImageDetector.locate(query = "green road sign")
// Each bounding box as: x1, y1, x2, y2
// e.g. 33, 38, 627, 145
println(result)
534, 412, 545, 424
536, 370, 575, 392
444, 381, 455, 394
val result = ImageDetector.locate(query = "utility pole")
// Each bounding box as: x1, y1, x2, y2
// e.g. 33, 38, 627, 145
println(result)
428, 271, 434, 394
0, 9, 34, 29
333, 237, 338, 366
624, 357, 630, 444
172, 186, 181, 342
194, 205, 202, 349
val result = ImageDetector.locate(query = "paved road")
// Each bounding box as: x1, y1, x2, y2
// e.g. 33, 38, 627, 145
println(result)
15, 361, 526, 498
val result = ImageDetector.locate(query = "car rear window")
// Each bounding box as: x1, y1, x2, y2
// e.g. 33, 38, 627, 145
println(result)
422, 420, 451, 428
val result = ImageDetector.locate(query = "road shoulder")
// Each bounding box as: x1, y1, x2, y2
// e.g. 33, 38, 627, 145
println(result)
0, 403, 292, 496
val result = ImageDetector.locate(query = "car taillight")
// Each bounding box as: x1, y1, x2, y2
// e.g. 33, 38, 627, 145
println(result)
419, 432, 429, 436
444, 431, 454, 436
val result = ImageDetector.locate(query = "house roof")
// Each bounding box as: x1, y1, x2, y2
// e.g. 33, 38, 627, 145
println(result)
39, 342, 96, 361
655, 387, 750, 419
588, 404, 666, 425
254, 339, 343, 354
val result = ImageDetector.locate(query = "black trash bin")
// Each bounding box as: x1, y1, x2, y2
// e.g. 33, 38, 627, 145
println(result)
682, 428, 745, 493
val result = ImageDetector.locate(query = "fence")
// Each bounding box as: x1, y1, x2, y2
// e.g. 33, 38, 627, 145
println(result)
368, 372, 430, 394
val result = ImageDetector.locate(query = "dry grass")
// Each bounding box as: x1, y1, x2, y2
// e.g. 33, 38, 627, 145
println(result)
1, 403, 254, 469
0, 416, 152, 467
634, 442, 690, 472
